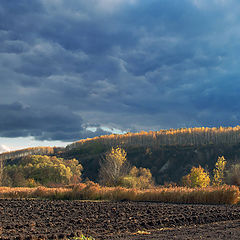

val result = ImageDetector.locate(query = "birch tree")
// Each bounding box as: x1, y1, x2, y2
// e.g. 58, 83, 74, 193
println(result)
99, 147, 129, 186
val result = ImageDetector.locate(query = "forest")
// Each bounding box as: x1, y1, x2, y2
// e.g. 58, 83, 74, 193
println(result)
67, 125, 240, 150
1, 126, 240, 185
2, 126, 240, 162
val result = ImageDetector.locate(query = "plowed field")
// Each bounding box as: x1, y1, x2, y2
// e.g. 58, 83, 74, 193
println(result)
1, 199, 240, 239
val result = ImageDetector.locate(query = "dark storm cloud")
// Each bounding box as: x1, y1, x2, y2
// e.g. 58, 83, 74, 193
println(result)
0, 102, 112, 141
0, 102, 82, 140
1, 0, 240, 141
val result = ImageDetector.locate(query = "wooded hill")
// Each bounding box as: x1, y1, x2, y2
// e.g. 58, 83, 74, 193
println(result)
2, 126, 240, 184
67, 126, 240, 150
0, 147, 63, 162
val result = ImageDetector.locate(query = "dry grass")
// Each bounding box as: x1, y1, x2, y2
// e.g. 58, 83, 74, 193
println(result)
0, 184, 239, 204
0, 186, 71, 199
134, 186, 240, 204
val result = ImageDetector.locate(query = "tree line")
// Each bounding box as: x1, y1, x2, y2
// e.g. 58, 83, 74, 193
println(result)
0, 147, 153, 189
67, 126, 240, 151
1, 146, 240, 189
2, 126, 240, 163
0, 147, 63, 161
1, 155, 82, 187
182, 156, 240, 188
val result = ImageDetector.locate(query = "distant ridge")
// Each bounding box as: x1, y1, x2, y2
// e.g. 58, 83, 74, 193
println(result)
0, 147, 63, 161
2, 126, 240, 162
66, 126, 240, 150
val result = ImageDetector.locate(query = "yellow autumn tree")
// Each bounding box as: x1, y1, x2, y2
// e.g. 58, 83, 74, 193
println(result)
99, 147, 129, 186
212, 156, 226, 186
182, 165, 210, 188
119, 166, 153, 189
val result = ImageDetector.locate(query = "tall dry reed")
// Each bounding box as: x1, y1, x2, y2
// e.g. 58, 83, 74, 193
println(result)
0, 184, 239, 204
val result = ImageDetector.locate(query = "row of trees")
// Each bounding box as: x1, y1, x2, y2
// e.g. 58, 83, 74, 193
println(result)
2, 155, 83, 187
67, 126, 240, 151
0, 147, 60, 161
0, 147, 153, 189
1, 146, 240, 189
182, 156, 240, 188
99, 148, 240, 189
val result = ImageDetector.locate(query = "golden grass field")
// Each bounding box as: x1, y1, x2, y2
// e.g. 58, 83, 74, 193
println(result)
0, 183, 239, 204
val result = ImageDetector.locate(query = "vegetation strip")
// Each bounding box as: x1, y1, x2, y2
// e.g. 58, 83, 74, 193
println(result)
0, 184, 239, 204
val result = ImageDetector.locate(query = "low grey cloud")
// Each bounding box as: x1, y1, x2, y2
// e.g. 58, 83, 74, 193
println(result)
0, 144, 10, 153
1, 0, 240, 142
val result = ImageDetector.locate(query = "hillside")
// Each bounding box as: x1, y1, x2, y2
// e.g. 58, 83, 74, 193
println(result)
1, 126, 240, 184
62, 142, 240, 184
0, 147, 63, 161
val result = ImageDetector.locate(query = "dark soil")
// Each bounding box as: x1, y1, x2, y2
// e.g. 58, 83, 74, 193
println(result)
1, 199, 240, 239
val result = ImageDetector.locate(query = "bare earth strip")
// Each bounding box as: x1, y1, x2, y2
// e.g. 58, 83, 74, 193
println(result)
1, 200, 240, 239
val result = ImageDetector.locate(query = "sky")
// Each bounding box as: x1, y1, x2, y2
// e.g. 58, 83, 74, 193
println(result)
1, 0, 240, 152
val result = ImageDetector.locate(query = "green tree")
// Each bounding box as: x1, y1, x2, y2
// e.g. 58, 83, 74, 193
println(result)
212, 156, 226, 186
64, 158, 83, 184
3, 165, 26, 187
3, 155, 83, 187
182, 165, 210, 188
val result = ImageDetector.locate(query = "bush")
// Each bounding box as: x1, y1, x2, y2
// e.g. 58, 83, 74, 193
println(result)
120, 166, 153, 189
182, 165, 210, 188
99, 147, 154, 189
26, 178, 40, 188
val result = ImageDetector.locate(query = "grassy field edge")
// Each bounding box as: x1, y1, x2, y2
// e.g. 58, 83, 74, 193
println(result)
0, 184, 239, 205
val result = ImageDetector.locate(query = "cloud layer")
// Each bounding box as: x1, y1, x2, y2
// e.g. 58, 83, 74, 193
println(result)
0, 144, 10, 154
1, 0, 240, 141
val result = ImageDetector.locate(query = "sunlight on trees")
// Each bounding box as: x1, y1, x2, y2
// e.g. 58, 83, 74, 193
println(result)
120, 166, 153, 189
99, 147, 129, 186
212, 156, 226, 186
99, 147, 153, 188
2, 155, 83, 187
67, 125, 240, 151
182, 165, 210, 188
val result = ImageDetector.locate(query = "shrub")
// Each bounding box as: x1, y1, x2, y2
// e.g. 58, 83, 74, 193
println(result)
120, 166, 153, 189
182, 165, 210, 188
26, 178, 40, 188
